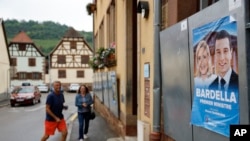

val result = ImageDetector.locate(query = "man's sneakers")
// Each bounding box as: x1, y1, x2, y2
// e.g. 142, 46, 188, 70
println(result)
84, 134, 88, 139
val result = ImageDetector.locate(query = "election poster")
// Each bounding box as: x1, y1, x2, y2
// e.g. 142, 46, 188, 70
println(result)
190, 15, 239, 137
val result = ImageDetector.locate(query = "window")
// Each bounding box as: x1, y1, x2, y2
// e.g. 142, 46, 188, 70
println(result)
29, 58, 36, 66
58, 55, 66, 64
32, 72, 41, 79
18, 72, 26, 79
81, 55, 90, 64
19, 43, 26, 51
77, 70, 84, 78
11, 58, 17, 66
58, 70, 66, 78
70, 41, 77, 49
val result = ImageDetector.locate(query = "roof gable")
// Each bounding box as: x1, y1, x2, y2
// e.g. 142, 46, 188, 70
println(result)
63, 27, 83, 38
11, 31, 33, 43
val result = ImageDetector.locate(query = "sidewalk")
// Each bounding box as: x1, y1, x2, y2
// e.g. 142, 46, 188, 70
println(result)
0, 99, 137, 141
68, 112, 121, 141
0, 99, 9, 108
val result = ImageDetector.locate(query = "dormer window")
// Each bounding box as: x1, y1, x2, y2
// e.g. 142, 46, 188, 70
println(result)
19, 43, 26, 51
70, 41, 76, 49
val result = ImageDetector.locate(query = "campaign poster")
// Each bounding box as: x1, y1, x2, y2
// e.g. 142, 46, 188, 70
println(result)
190, 15, 239, 137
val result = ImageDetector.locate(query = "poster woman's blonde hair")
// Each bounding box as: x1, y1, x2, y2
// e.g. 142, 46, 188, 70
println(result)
195, 40, 213, 77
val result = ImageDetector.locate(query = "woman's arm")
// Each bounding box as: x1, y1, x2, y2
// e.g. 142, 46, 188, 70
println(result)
75, 94, 82, 107
87, 93, 93, 105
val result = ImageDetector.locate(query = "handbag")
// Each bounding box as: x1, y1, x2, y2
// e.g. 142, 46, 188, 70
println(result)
90, 110, 96, 120
89, 107, 96, 120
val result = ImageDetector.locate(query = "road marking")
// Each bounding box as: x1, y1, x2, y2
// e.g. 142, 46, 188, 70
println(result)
25, 105, 45, 112
69, 113, 77, 122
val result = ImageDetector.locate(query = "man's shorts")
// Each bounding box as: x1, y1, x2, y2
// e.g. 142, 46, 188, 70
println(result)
44, 119, 67, 135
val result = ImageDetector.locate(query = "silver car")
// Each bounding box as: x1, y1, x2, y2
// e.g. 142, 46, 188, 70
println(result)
37, 84, 49, 93
68, 83, 80, 92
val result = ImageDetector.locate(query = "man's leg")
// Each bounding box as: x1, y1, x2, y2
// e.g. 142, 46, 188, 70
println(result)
41, 134, 49, 141
61, 129, 68, 141
41, 120, 55, 141
58, 119, 68, 141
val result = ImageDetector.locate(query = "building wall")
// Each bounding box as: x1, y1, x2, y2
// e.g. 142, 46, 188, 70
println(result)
49, 37, 93, 88
137, 0, 155, 125
116, 0, 128, 123
49, 68, 93, 85
16, 57, 44, 72
11, 56, 45, 86
0, 19, 10, 99
93, 0, 138, 137
137, 0, 198, 140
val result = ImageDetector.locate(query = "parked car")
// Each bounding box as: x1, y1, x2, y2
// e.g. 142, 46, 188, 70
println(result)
10, 86, 41, 107
68, 83, 80, 92
37, 84, 49, 93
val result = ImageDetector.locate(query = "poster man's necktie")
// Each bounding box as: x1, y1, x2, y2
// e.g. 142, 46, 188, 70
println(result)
220, 78, 226, 91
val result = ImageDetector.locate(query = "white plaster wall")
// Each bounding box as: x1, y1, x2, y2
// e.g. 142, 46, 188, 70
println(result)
0, 20, 10, 95
50, 68, 93, 84
16, 57, 44, 72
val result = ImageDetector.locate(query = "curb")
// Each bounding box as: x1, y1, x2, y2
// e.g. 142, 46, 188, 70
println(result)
66, 112, 78, 141
0, 100, 9, 108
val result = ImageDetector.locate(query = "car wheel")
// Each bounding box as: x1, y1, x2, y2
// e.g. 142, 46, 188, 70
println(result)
11, 103, 15, 107
38, 99, 41, 103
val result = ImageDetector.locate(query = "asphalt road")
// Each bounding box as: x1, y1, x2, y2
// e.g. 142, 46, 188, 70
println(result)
0, 92, 77, 141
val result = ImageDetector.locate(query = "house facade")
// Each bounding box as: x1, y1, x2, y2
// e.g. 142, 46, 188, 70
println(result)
47, 27, 93, 89
90, 0, 248, 141
8, 31, 45, 86
0, 18, 10, 101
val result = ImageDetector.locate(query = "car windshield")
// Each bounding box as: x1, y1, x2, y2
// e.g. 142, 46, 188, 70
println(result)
71, 84, 79, 86
17, 87, 34, 93
22, 83, 31, 86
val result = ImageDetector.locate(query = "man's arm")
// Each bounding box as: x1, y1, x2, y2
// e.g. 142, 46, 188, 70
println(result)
45, 104, 60, 122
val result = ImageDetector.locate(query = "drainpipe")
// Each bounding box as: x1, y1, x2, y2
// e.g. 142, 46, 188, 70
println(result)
150, 0, 161, 141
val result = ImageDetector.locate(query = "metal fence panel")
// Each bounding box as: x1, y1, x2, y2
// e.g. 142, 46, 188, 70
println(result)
188, 0, 247, 140
160, 19, 192, 141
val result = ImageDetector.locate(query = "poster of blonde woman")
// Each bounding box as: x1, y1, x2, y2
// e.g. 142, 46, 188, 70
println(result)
190, 15, 239, 137
194, 40, 217, 88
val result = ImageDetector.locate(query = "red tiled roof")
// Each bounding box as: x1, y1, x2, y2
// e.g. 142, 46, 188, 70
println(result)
11, 31, 33, 43
63, 27, 83, 38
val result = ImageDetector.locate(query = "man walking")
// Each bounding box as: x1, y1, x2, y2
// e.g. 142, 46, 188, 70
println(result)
41, 81, 68, 141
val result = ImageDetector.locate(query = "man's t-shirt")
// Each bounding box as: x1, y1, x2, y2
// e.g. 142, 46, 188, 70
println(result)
45, 92, 65, 121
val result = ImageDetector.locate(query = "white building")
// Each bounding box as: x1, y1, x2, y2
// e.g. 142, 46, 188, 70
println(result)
0, 18, 10, 100
46, 27, 93, 90
8, 31, 45, 86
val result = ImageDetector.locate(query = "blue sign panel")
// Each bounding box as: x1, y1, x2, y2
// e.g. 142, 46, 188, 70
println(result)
191, 15, 239, 137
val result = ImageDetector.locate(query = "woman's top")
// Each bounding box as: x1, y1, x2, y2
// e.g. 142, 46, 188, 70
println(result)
194, 74, 217, 89
75, 93, 93, 113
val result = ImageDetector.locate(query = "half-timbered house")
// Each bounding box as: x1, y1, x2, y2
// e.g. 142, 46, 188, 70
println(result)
0, 18, 10, 101
48, 27, 93, 90
8, 31, 45, 86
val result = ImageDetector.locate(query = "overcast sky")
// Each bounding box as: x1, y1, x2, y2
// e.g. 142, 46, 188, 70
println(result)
0, 0, 93, 32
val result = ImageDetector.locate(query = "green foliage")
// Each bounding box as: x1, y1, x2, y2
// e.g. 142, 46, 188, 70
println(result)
33, 39, 59, 55
4, 19, 93, 55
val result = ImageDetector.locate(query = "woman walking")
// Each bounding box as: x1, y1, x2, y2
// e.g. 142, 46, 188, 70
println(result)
75, 85, 93, 141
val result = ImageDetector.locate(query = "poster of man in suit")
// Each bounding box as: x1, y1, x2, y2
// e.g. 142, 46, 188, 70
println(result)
190, 15, 239, 137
